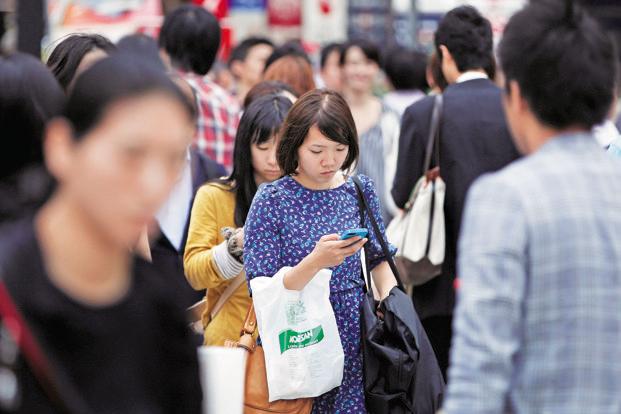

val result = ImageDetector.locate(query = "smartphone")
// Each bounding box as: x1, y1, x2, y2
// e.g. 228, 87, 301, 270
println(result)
340, 228, 369, 240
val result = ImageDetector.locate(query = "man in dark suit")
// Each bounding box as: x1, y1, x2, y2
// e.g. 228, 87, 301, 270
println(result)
150, 148, 226, 308
391, 5, 520, 378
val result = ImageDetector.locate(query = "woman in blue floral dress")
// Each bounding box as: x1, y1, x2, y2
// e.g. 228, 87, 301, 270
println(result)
244, 90, 397, 413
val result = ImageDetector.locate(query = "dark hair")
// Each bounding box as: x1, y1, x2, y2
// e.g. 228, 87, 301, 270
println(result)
264, 40, 310, 71
499, 0, 619, 129
278, 90, 359, 176
384, 47, 429, 91
1, 53, 65, 178
263, 55, 316, 97
46, 33, 116, 91
340, 38, 380, 66
224, 94, 292, 226
320, 43, 342, 69
159, 5, 221, 75
116, 33, 166, 70
243, 80, 297, 109
65, 55, 195, 140
434, 6, 493, 73
0, 53, 65, 220
228, 37, 274, 66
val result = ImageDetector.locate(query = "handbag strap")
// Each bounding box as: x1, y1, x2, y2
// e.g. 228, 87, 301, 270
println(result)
422, 94, 443, 175
352, 176, 405, 293
209, 274, 245, 322
0, 282, 75, 414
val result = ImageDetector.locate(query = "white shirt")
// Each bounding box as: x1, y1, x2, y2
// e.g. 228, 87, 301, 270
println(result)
456, 71, 489, 83
592, 120, 620, 148
155, 150, 193, 251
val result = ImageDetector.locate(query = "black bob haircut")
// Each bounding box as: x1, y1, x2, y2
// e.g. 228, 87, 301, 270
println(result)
384, 47, 429, 91
434, 5, 493, 73
116, 33, 166, 71
46, 33, 116, 91
65, 55, 195, 140
499, 0, 619, 129
340, 38, 381, 66
159, 5, 221, 75
228, 37, 274, 66
278, 89, 359, 176
224, 94, 293, 226
320, 42, 342, 69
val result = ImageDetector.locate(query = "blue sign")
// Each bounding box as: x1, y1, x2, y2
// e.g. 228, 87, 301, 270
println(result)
231, 0, 265, 10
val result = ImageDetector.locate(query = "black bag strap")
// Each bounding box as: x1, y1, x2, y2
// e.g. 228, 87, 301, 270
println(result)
352, 176, 405, 293
422, 95, 443, 175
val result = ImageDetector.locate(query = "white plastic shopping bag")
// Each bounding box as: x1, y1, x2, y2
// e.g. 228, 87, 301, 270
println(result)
250, 267, 344, 402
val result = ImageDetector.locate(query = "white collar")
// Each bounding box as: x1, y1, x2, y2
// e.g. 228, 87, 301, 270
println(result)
456, 71, 489, 84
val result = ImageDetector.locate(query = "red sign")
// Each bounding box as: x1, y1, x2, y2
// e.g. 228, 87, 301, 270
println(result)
192, 0, 229, 19
267, 0, 301, 27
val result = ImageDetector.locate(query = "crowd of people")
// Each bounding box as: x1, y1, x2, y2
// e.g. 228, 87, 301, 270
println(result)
1, 0, 621, 412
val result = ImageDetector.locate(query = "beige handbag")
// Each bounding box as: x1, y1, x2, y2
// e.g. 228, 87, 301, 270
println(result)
225, 303, 313, 414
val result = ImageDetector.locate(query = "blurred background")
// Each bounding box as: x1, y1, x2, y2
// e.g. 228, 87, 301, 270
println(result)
3, 0, 620, 64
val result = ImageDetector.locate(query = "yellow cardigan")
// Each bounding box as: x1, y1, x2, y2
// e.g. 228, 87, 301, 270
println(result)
184, 182, 252, 346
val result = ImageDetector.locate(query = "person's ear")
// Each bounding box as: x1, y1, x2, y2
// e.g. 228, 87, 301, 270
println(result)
44, 118, 75, 183
159, 49, 172, 71
439, 45, 453, 66
507, 80, 528, 114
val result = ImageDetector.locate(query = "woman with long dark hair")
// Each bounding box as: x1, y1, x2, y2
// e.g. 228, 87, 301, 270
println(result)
184, 94, 293, 346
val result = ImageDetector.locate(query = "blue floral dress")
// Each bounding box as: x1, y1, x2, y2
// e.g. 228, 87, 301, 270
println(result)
244, 174, 396, 413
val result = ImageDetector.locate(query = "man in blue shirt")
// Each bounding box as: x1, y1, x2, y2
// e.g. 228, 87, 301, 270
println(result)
443, 1, 621, 413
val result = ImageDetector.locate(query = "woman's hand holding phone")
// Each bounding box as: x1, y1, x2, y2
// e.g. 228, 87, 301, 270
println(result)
308, 234, 368, 269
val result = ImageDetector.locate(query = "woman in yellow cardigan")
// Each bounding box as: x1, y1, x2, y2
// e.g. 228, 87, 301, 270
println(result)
184, 94, 293, 345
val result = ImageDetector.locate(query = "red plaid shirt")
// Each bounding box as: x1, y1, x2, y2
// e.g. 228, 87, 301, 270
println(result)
182, 73, 239, 172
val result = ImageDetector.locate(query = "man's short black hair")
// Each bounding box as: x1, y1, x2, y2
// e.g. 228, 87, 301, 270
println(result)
159, 5, 220, 75
340, 38, 380, 66
264, 40, 310, 72
320, 43, 342, 70
228, 37, 274, 66
499, 0, 619, 129
434, 5, 493, 73
384, 47, 429, 91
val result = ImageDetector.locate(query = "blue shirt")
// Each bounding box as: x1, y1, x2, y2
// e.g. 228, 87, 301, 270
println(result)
444, 133, 621, 414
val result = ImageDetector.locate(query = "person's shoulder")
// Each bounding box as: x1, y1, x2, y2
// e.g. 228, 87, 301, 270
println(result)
197, 181, 234, 200
469, 157, 534, 205
200, 77, 239, 107
403, 94, 435, 119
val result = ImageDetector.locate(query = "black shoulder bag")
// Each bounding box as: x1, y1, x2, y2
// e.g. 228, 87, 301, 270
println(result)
352, 176, 445, 414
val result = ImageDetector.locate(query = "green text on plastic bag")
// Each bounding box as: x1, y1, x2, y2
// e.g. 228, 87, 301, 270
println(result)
278, 326, 324, 354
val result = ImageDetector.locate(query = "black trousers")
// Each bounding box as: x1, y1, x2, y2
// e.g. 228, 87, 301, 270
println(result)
421, 315, 453, 381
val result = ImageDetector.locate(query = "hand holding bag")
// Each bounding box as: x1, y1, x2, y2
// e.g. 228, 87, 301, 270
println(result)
386, 95, 445, 287
353, 177, 445, 414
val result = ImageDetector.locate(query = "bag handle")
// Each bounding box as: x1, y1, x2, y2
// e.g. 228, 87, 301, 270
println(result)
228, 302, 257, 353
352, 176, 405, 293
422, 94, 443, 175
209, 274, 245, 322
0, 282, 81, 414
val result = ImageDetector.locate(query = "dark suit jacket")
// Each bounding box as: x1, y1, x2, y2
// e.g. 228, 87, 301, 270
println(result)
150, 148, 227, 308
392, 79, 520, 319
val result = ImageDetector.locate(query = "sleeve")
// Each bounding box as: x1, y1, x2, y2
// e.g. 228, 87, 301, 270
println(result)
443, 175, 528, 414
391, 100, 428, 208
183, 185, 240, 290
243, 185, 283, 284
359, 175, 398, 270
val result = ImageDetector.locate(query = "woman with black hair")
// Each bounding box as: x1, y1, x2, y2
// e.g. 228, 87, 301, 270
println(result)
0, 55, 202, 413
46, 33, 115, 91
184, 94, 293, 346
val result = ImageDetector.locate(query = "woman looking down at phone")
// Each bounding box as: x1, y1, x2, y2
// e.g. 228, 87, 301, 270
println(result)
244, 89, 397, 413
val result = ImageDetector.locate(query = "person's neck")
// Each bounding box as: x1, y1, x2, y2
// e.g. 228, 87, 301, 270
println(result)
450, 68, 486, 84
237, 82, 252, 103
36, 193, 132, 307
292, 172, 344, 191
342, 87, 373, 108
525, 124, 588, 154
